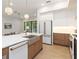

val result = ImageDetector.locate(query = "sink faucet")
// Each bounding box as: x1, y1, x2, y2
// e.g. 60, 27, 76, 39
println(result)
24, 30, 28, 35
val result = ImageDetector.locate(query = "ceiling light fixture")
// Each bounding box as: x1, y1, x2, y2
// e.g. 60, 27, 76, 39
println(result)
5, 0, 13, 15
24, 0, 29, 19
9, 2, 13, 6
5, 6, 13, 15
24, 14, 29, 19
41, 3, 45, 6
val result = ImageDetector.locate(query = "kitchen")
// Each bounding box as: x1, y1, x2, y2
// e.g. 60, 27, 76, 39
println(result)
2, 0, 77, 59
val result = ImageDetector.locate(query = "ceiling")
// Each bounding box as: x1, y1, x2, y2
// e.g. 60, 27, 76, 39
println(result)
2, 0, 71, 19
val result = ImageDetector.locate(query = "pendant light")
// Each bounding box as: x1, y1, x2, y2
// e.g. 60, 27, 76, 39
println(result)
24, 14, 29, 19
24, 0, 29, 19
5, 0, 13, 15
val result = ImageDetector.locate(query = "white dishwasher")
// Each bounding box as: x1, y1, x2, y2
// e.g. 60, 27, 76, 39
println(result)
9, 41, 28, 59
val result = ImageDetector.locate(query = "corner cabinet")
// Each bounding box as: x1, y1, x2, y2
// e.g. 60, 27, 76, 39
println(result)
53, 33, 70, 46
2, 48, 9, 59
28, 36, 43, 59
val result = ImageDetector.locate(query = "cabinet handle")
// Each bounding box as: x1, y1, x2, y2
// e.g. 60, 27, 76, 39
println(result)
10, 43, 27, 51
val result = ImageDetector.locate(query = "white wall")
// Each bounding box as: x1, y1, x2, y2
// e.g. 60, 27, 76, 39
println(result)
37, 0, 76, 27
37, 5, 76, 27
53, 8, 77, 27
38, 0, 69, 13
2, 17, 24, 34
37, 12, 53, 33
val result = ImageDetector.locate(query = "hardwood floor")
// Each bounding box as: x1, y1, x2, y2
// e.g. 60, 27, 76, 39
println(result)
34, 44, 71, 59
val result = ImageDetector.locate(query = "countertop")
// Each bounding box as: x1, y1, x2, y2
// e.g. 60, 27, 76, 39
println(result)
2, 33, 43, 48
53, 26, 76, 34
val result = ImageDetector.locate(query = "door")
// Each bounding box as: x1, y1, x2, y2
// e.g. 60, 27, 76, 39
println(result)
74, 38, 77, 59
9, 41, 28, 59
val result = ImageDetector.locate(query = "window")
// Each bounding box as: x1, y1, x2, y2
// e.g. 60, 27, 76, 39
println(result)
24, 21, 37, 33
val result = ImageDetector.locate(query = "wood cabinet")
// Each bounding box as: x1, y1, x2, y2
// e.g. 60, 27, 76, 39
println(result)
28, 36, 43, 59
53, 33, 70, 46
2, 47, 9, 59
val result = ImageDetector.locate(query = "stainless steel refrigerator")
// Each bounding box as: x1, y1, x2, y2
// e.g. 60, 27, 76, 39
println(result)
37, 20, 53, 45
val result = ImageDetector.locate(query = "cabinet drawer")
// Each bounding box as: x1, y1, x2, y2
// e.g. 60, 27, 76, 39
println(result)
2, 48, 9, 56
53, 33, 65, 40
53, 33, 70, 46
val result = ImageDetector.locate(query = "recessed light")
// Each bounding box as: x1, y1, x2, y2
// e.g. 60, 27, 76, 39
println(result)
9, 2, 13, 6
41, 3, 45, 6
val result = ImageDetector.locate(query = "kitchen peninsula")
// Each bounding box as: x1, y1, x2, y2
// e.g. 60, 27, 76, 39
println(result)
2, 33, 43, 59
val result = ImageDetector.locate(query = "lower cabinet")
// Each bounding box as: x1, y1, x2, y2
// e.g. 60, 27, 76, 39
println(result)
2, 36, 43, 59
2, 48, 9, 59
53, 33, 70, 46
29, 36, 43, 59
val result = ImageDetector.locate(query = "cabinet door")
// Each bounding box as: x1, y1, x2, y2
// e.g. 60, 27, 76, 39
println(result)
29, 36, 42, 59
53, 33, 70, 46
64, 34, 70, 46
2, 48, 9, 59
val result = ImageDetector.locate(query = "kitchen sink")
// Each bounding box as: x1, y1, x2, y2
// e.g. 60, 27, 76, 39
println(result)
23, 35, 37, 38
23, 35, 38, 45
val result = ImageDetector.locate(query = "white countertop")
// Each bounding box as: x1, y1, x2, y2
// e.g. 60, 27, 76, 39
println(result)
53, 26, 76, 34
2, 33, 43, 48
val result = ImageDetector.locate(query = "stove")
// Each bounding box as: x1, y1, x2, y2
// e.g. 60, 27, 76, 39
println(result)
70, 33, 77, 59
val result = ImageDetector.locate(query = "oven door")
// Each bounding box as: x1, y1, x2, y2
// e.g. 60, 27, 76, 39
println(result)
69, 35, 74, 59
74, 38, 77, 59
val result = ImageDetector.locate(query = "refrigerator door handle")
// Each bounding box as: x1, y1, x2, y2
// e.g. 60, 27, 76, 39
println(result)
44, 22, 46, 35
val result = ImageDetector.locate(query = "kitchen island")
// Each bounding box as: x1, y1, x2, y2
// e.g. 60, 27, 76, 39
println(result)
2, 33, 43, 59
